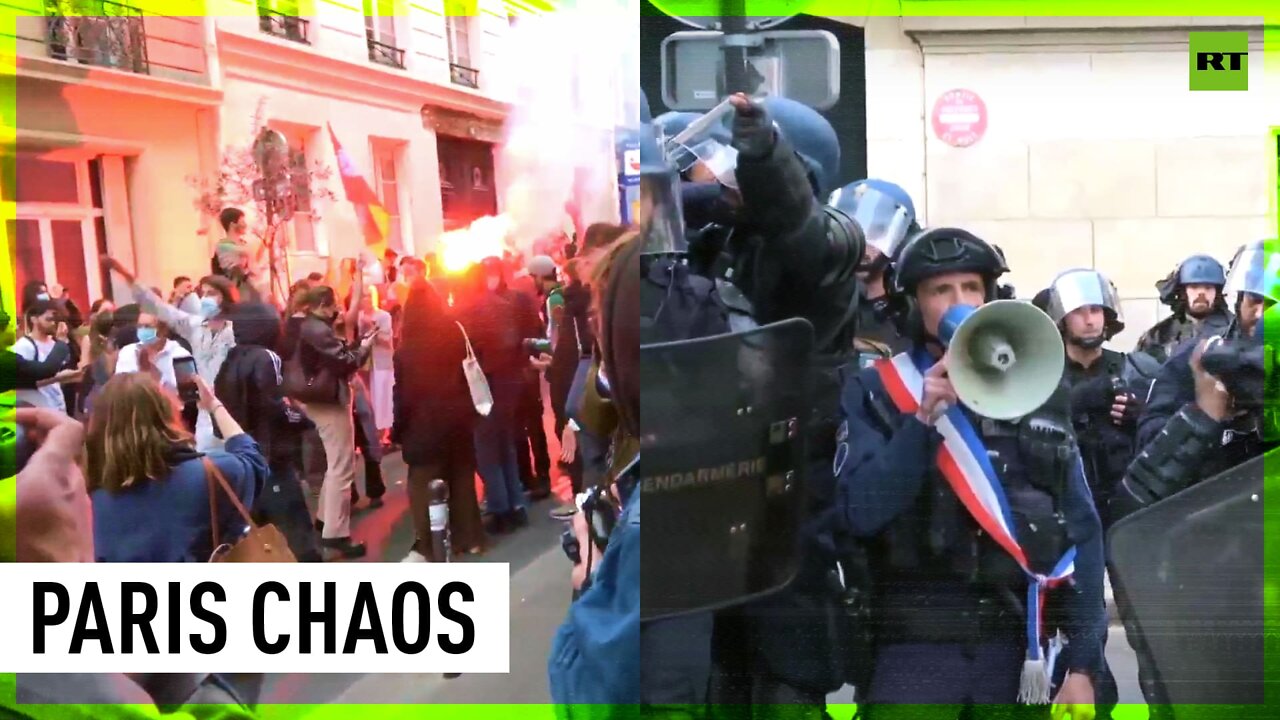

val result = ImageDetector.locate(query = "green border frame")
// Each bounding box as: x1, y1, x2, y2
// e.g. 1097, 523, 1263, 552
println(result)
2, 2, 1278, 718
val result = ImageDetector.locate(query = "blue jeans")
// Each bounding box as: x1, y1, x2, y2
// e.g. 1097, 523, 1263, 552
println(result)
474, 376, 526, 515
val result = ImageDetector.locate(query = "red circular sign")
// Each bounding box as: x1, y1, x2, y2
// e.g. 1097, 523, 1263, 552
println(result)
932, 89, 988, 148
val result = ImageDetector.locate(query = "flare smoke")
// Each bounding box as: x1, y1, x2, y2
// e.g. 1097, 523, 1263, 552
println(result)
496, 0, 640, 258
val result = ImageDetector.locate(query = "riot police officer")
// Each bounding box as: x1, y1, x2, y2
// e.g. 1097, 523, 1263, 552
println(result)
835, 228, 1105, 719
1045, 268, 1154, 530
1110, 238, 1279, 719
684, 94, 866, 714
1134, 254, 1233, 363
828, 179, 917, 365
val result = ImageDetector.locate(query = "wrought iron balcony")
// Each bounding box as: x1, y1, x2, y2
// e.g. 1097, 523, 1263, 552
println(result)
44, 0, 149, 74
259, 9, 310, 45
449, 63, 479, 89
367, 37, 405, 70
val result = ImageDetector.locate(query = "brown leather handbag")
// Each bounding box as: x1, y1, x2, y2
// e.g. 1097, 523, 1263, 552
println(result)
205, 458, 296, 563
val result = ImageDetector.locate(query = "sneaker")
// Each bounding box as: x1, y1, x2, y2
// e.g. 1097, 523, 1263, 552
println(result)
550, 503, 577, 521
401, 549, 429, 563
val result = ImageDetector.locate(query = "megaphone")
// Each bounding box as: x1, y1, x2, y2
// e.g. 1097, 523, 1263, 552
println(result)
938, 300, 1065, 420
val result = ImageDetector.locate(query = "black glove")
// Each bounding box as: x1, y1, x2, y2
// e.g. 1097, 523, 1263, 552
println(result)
1114, 392, 1143, 427
730, 97, 776, 161
1069, 375, 1115, 414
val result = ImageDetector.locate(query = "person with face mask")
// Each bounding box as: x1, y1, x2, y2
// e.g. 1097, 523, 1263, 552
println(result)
113, 312, 193, 398
103, 258, 238, 451
1134, 254, 1233, 363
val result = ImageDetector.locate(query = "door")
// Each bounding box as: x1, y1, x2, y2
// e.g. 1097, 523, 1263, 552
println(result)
437, 137, 497, 228
10, 154, 107, 314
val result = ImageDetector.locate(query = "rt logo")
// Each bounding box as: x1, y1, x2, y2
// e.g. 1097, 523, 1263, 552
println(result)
1189, 31, 1249, 91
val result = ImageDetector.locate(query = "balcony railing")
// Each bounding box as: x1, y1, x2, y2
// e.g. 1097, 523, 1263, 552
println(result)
367, 37, 405, 69
259, 9, 310, 45
44, 0, 149, 74
449, 63, 479, 89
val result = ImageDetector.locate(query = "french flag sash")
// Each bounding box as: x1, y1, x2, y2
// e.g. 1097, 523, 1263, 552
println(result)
874, 350, 1077, 704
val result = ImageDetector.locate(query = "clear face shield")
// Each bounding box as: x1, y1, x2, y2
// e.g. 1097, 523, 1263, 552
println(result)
663, 99, 739, 190
1047, 269, 1124, 326
828, 184, 913, 258
1224, 243, 1280, 305
640, 169, 688, 254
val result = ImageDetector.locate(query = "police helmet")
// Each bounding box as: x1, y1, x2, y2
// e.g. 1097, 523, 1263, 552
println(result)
828, 179, 918, 259
1224, 239, 1280, 306
638, 90, 687, 254
1178, 254, 1228, 287
1046, 268, 1126, 339
891, 227, 1009, 300
759, 96, 841, 198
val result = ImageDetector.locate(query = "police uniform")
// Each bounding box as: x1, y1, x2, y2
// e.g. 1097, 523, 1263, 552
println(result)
835, 229, 1107, 718
693, 98, 865, 711
1111, 240, 1280, 720
1134, 254, 1234, 364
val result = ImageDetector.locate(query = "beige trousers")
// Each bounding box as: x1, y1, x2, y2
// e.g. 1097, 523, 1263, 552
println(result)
307, 398, 356, 540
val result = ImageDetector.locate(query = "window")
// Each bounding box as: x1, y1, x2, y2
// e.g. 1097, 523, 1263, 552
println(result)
258, 0, 310, 44
445, 14, 472, 69
372, 141, 404, 253
364, 0, 404, 68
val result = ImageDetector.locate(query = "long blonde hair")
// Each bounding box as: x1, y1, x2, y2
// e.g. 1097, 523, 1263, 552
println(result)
85, 373, 194, 493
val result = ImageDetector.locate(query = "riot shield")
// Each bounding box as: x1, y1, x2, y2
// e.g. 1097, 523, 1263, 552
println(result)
639, 317, 814, 622
1107, 450, 1273, 707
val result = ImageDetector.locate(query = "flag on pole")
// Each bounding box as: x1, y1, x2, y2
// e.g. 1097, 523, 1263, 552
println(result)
326, 123, 391, 258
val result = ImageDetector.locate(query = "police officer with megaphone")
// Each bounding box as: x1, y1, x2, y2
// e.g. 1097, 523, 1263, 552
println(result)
833, 227, 1106, 719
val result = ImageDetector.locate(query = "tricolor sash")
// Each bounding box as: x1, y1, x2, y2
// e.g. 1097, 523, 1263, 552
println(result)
874, 350, 1077, 704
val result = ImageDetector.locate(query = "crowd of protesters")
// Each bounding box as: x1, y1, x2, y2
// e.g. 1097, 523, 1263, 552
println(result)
7, 205, 632, 568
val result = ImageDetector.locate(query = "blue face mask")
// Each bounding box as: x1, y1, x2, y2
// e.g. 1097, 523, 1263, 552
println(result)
36, 292, 50, 302
136, 327, 158, 344
199, 296, 221, 319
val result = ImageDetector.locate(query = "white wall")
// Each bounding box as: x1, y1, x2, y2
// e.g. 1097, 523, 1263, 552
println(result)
857, 17, 1278, 350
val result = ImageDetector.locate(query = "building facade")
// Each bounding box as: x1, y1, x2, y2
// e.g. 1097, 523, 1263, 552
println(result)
848, 16, 1279, 348
5, 0, 545, 310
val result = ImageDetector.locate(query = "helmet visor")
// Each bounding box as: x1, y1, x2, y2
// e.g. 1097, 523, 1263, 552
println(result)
833, 185, 913, 257
666, 136, 739, 190
1224, 243, 1280, 304
1048, 269, 1122, 325
640, 169, 687, 254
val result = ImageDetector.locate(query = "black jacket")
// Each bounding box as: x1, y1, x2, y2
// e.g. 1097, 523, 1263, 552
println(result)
1063, 349, 1141, 528
283, 314, 368, 401
215, 345, 307, 468
6, 342, 71, 393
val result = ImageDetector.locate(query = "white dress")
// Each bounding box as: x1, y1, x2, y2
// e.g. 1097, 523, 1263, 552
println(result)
365, 309, 395, 431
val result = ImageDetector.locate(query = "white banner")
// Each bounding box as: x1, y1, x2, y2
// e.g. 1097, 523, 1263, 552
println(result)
0, 563, 510, 674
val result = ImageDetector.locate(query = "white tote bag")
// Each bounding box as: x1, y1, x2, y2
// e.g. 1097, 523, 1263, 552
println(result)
456, 321, 493, 417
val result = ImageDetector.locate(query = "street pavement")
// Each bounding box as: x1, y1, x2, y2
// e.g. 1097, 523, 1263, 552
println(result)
257, 445, 573, 707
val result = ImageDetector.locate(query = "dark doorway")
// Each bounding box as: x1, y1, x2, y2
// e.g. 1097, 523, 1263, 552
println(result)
437, 136, 497, 230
